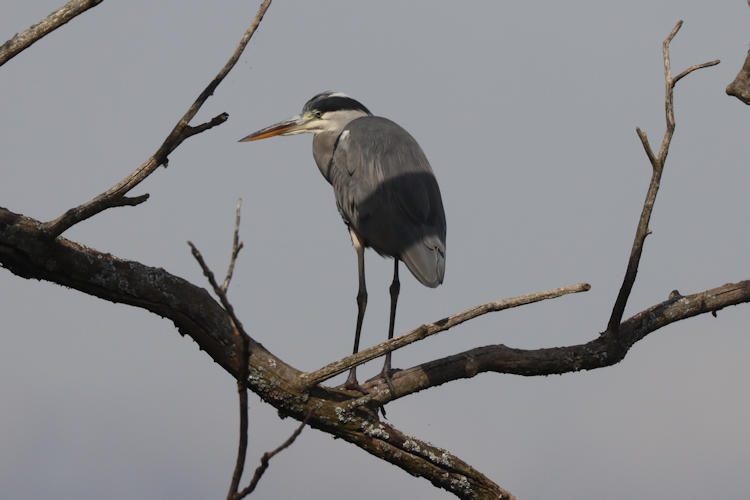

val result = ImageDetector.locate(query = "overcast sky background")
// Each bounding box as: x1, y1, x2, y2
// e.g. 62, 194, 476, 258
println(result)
1, 1, 749, 499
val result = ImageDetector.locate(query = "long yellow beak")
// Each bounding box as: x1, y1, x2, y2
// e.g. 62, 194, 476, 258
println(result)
238, 116, 303, 142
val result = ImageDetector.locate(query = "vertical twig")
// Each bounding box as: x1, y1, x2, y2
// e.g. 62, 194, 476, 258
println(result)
228, 369, 250, 499
607, 21, 719, 333
190, 199, 304, 499
222, 199, 245, 293
187, 240, 250, 500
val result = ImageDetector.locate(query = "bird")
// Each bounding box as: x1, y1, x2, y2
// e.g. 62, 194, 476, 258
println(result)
240, 91, 446, 392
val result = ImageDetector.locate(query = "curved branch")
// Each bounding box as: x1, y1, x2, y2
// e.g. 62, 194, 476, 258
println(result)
3, 206, 749, 495
0, 17, 740, 500
0, 0, 104, 67
0, 207, 509, 499
361, 281, 750, 405
3, 204, 747, 497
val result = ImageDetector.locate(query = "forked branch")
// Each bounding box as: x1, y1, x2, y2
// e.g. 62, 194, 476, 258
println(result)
188, 236, 252, 500
232, 413, 311, 499
300, 282, 591, 390
2, 206, 748, 500
190, 202, 309, 500
42, 0, 273, 238
607, 20, 719, 332
0, 12, 741, 500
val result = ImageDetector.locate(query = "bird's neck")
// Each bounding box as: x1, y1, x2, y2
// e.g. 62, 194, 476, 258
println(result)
312, 130, 341, 184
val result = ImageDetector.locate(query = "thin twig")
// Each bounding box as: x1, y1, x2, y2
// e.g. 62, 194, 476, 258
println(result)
187, 239, 251, 500
0, 0, 104, 67
635, 127, 657, 170
233, 412, 312, 500
191, 199, 246, 497
222, 199, 245, 293
607, 20, 719, 333
184, 112, 231, 138
299, 282, 591, 389
188, 242, 248, 336
673, 60, 720, 86
228, 380, 249, 498
42, 0, 273, 237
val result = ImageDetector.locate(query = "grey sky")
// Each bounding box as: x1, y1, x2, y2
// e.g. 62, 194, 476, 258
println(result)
1, 1, 749, 499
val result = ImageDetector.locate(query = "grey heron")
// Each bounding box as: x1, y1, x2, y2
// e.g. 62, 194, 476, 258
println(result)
240, 92, 446, 391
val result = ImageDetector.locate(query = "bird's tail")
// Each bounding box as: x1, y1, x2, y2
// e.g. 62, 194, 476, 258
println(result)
401, 235, 445, 288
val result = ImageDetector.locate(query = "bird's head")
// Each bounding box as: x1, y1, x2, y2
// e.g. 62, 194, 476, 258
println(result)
239, 91, 371, 142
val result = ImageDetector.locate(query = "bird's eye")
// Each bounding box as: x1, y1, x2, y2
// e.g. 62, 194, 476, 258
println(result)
314, 110, 323, 118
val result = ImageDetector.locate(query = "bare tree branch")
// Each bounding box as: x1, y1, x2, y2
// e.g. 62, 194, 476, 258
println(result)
188, 241, 250, 341
362, 281, 750, 405
1, 206, 514, 499
41, 0, 273, 238
222, 199, 245, 293
2, 206, 748, 499
300, 282, 591, 390
726, 47, 750, 105
0, 14, 740, 500
229, 381, 250, 498
607, 20, 719, 332
635, 127, 657, 170
0, 0, 104, 67
233, 412, 312, 499
188, 239, 252, 500
673, 60, 721, 85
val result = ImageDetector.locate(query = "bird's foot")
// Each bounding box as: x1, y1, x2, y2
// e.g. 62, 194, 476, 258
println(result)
335, 376, 385, 419
338, 371, 368, 395
367, 367, 401, 398
375, 367, 401, 419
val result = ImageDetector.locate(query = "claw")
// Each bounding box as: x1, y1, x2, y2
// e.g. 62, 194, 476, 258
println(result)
339, 368, 368, 395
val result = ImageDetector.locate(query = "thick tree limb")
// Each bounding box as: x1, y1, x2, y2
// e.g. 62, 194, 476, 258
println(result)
0, 0, 103, 67
0, 207, 510, 499
607, 21, 719, 332
726, 48, 750, 105
360, 281, 750, 405
300, 282, 591, 390
3, 203, 748, 495
2, 206, 746, 497
0, 15, 741, 500
41, 0, 272, 238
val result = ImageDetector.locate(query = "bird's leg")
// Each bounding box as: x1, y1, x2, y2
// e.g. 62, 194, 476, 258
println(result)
380, 259, 400, 396
344, 230, 367, 390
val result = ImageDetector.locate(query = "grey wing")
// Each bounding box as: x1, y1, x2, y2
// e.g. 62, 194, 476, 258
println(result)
329, 116, 446, 287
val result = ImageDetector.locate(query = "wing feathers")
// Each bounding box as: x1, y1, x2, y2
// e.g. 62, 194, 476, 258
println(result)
330, 116, 447, 285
